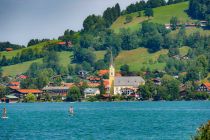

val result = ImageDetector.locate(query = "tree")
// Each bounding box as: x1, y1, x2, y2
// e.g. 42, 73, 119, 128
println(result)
137, 12, 142, 17
99, 80, 106, 95
144, 8, 154, 19
120, 64, 130, 76
170, 16, 179, 30
67, 86, 81, 102
125, 15, 133, 24
24, 93, 36, 102
193, 121, 210, 140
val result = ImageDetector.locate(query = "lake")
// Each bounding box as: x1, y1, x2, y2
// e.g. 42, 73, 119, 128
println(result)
0, 101, 210, 140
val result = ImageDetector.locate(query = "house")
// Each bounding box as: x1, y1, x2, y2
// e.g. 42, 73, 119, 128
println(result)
98, 70, 109, 76
87, 76, 101, 83
7, 81, 20, 91
197, 83, 210, 93
114, 76, 145, 95
18, 75, 28, 80
57, 41, 73, 47
15, 89, 43, 98
42, 86, 69, 97
1, 94, 19, 103
152, 78, 161, 85
84, 88, 100, 98
5, 48, 13, 51
78, 70, 88, 78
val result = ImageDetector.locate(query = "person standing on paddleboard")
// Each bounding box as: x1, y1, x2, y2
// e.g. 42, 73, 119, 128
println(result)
2, 107, 7, 117
69, 106, 74, 114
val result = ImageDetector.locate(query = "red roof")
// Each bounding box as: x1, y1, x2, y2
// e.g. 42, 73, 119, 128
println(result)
57, 42, 66, 45
5, 48, 13, 51
88, 83, 100, 87
9, 81, 20, 86
9, 86, 20, 90
87, 76, 101, 81
98, 70, 109, 76
17, 89, 42, 94
103, 79, 109, 88
62, 83, 74, 88
19, 75, 28, 79
203, 83, 210, 90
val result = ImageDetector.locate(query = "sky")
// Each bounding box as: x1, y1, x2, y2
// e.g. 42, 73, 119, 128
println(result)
0, 0, 140, 45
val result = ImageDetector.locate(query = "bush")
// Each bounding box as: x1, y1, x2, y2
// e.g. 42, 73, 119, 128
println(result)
24, 93, 37, 102
193, 120, 210, 140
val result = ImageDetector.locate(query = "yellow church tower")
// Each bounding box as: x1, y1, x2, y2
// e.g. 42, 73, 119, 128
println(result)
109, 51, 115, 94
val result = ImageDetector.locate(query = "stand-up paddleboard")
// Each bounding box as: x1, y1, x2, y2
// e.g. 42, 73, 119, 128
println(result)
1, 116, 8, 119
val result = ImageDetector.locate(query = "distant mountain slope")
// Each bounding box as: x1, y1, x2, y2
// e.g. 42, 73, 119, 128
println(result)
0, 40, 60, 59
111, 2, 192, 32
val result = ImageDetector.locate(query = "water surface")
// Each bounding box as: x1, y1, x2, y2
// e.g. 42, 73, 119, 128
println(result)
0, 101, 210, 140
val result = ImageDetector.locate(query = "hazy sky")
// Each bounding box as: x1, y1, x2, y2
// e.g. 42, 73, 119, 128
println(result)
0, 0, 140, 45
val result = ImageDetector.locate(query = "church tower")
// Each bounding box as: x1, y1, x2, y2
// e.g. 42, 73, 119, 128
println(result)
109, 51, 115, 94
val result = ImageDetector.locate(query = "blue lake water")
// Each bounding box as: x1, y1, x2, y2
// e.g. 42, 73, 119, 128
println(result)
0, 101, 210, 140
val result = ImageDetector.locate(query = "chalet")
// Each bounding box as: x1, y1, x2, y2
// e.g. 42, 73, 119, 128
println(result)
18, 75, 28, 79
87, 76, 101, 83
15, 89, 43, 98
7, 81, 20, 91
5, 48, 13, 51
197, 83, 210, 93
152, 78, 161, 85
1, 94, 19, 103
78, 70, 88, 78
57, 41, 73, 47
42, 86, 69, 97
84, 88, 100, 98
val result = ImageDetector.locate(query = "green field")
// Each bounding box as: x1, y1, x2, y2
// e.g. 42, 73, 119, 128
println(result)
2, 50, 107, 76
115, 48, 168, 71
111, 2, 193, 32
179, 46, 190, 56
0, 40, 60, 59
2, 59, 43, 76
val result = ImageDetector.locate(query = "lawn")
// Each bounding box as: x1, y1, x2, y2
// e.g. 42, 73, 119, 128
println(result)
2, 59, 43, 76
58, 51, 73, 67
111, 2, 193, 32
94, 51, 106, 61
115, 48, 168, 72
0, 40, 60, 59
179, 46, 190, 57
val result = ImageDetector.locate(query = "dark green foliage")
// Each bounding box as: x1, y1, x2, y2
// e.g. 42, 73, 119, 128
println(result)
83, 15, 106, 33
120, 29, 139, 50
0, 42, 24, 51
170, 16, 179, 30
120, 64, 130, 76
67, 86, 81, 101
193, 121, 210, 140
103, 3, 121, 27
27, 39, 49, 47
73, 47, 96, 65
99, 80, 106, 95
125, 15, 133, 24
144, 8, 154, 18
188, 0, 210, 20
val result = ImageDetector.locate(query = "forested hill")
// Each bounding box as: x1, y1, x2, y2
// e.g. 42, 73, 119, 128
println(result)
0, 0, 210, 85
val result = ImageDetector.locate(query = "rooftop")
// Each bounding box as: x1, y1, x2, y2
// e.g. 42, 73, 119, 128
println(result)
114, 76, 145, 87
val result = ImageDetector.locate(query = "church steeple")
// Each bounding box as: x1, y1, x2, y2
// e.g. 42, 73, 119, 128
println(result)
109, 49, 115, 94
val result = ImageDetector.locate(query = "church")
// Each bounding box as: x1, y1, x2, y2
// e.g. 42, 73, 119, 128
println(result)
108, 53, 145, 95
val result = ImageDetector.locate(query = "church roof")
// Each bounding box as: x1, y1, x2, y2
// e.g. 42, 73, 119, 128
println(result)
114, 76, 145, 87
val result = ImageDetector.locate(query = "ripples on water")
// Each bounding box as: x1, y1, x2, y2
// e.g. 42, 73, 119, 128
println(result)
0, 101, 210, 140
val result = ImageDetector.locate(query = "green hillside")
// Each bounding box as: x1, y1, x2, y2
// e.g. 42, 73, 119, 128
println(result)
115, 48, 168, 71
2, 50, 106, 76
111, 2, 193, 32
2, 59, 43, 76
0, 40, 60, 59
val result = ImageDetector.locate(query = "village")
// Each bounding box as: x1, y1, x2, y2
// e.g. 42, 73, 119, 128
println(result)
0, 54, 209, 103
